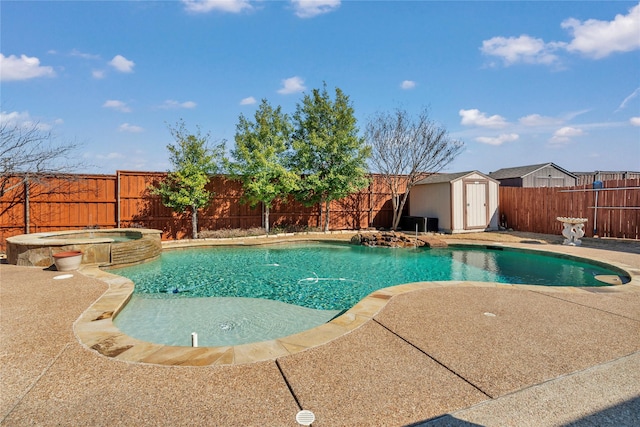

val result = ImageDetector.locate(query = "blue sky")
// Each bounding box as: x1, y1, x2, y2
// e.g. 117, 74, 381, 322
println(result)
2, 1, 639, 175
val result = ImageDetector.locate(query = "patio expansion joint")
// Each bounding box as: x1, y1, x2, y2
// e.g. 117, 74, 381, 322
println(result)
527, 288, 640, 324
1, 342, 72, 423
274, 359, 304, 412
439, 350, 640, 423
371, 318, 493, 400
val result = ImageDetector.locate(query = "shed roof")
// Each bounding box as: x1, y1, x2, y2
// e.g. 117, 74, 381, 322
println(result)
415, 170, 496, 185
489, 162, 577, 180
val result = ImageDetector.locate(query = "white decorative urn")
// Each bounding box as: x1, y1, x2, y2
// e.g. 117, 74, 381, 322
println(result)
52, 250, 83, 271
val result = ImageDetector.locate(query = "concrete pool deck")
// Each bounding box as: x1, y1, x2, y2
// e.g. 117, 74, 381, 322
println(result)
1, 232, 639, 426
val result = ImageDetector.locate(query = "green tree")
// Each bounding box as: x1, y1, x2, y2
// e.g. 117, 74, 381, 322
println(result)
151, 120, 224, 239
290, 84, 371, 231
229, 99, 298, 233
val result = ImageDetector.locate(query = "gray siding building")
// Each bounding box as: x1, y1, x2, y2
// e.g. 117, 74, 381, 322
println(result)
489, 163, 577, 187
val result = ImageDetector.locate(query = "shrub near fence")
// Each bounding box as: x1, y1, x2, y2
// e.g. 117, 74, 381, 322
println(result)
499, 179, 640, 239
0, 171, 401, 251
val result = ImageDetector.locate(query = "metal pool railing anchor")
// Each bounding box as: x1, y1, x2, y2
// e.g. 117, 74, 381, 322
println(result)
191, 332, 198, 347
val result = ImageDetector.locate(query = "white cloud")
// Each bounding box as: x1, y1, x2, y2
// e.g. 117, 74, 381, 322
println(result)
1, 111, 27, 127
0, 54, 56, 81
400, 80, 416, 90
182, 0, 252, 13
616, 87, 640, 112
291, 0, 340, 18
277, 76, 306, 94
109, 55, 135, 73
483, 4, 640, 68
630, 117, 640, 126
240, 96, 257, 105
118, 123, 144, 133
69, 49, 100, 60
562, 4, 640, 59
475, 133, 519, 146
459, 109, 508, 128
92, 69, 106, 79
562, 109, 591, 121
103, 100, 131, 113
0, 110, 57, 131
550, 126, 585, 144
96, 152, 125, 160
518, 114, 563, 127
480, 35, 563, 66
158, 100, 197, 109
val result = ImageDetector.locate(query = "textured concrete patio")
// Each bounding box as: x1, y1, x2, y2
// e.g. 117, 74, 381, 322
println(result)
1, 235, 639, 426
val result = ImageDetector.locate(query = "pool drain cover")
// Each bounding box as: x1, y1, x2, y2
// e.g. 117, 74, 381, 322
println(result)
296, 410, 315, 425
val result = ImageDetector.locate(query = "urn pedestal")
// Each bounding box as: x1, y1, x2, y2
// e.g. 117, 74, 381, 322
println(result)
557, 217, 588, 246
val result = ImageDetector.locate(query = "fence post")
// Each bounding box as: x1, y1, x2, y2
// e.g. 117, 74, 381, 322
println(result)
116, 170, 121, 228
368, 180, 373, 228
24, 176, 30, 234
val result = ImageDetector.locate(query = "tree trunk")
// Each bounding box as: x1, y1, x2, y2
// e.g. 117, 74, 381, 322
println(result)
265, 205, 270, 234
324, 200, 330, 232
392, 190, 410, 230
391, 193, 400, 230
191, 204, 198, 239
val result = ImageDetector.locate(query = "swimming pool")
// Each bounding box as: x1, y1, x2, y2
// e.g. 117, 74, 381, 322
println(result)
110, 242, 626, 346
114, 243, 621, 308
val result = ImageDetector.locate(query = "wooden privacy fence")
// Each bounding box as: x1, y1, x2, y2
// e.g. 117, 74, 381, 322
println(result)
0, 171, 400, 250
499, 179, 640, 239
3, 173, 638, 250
0, 174, 117, 246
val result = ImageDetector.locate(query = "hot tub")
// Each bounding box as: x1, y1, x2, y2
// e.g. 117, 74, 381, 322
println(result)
6, 228, 162, 268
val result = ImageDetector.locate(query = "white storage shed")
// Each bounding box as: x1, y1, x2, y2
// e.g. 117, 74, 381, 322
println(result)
409, 171, 500, 233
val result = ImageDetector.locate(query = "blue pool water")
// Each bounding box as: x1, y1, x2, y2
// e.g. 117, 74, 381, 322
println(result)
110, 242, 625, 346
113, 243, 620, 311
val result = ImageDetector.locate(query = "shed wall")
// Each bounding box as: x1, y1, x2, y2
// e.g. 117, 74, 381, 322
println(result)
408, 182, 452, 231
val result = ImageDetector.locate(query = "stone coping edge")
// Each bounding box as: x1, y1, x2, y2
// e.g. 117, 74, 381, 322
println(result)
73, 240, 640, 367
7, 228, 162, 245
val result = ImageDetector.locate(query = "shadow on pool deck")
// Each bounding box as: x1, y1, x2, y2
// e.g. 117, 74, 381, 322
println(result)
1, 236, 639, 426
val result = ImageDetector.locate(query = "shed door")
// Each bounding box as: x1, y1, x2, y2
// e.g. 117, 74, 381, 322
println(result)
464, 181, 488, 229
